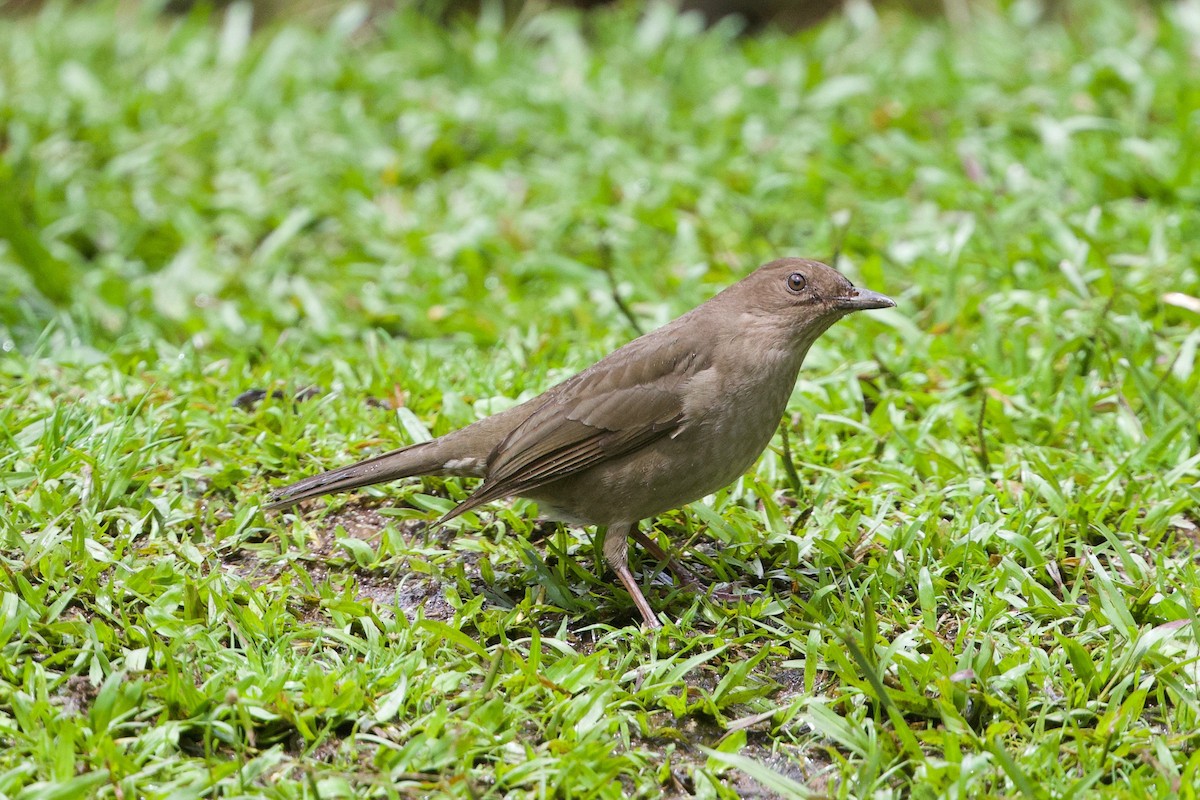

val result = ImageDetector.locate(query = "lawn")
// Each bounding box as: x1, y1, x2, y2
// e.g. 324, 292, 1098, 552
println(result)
1, 0, 1199, 797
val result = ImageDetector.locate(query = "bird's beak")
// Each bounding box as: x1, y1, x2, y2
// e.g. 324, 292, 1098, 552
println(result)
836, 287, 896, 311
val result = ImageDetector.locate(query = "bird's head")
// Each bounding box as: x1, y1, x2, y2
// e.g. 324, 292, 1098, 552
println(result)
715, 257, 895, 343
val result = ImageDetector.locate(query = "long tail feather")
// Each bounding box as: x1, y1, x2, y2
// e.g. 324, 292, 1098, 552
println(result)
265, 440, 454, 510
264, 398, 539, 512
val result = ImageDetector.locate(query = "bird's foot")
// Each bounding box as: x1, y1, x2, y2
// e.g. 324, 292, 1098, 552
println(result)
704, 581, 754, 603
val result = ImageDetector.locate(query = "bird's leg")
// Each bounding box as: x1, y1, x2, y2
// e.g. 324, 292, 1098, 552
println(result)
629, 528, 701, 590
633, 526, 756, 604
603, 523, 661, 629
630, 528, 741, 603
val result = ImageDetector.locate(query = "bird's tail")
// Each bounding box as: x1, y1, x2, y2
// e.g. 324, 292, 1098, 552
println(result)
264, 398, 538, 513
264, 439, 467, 511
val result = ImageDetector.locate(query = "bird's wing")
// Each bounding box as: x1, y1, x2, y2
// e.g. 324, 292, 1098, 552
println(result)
438, 336, 711, 523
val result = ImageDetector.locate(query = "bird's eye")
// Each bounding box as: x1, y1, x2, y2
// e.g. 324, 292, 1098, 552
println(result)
786, 272, 807, 294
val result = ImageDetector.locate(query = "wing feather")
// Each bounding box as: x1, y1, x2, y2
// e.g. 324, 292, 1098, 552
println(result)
437, 336, 711, 524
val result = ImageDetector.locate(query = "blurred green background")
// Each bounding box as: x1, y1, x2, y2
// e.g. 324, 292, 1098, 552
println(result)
1, 1, 1198, 798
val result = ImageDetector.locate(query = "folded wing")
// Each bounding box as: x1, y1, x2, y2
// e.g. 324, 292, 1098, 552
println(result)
438, 338, 711, 523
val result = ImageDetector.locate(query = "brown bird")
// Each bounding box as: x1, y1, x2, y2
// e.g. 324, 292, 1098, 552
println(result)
266, 258, 894, 627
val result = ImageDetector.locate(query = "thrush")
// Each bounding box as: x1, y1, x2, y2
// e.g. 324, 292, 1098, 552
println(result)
266, 258, 895, 627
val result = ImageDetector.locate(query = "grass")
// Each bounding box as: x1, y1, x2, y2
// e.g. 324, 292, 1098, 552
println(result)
2, 0, 1199, 796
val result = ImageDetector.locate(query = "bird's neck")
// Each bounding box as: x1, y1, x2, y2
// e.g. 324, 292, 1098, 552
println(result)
735, 310, 830, 367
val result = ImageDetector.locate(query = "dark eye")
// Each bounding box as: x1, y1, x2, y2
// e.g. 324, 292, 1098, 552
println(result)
786, 272, 807, 293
